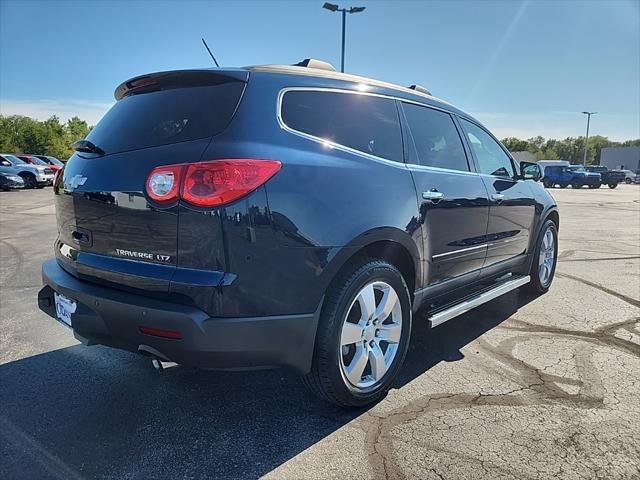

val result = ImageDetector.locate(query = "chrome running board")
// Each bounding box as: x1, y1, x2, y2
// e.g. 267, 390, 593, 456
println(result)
428, 275, 530, 328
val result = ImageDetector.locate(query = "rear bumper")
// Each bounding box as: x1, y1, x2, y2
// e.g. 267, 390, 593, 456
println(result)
36, 174, 54, 185
1, 180, 23, 189
581, 176, 601, 185
38, 259, 320, 373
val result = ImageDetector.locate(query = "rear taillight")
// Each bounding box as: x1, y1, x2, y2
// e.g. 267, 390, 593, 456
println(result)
53, 168, 63, 189
146, 159, 281, 207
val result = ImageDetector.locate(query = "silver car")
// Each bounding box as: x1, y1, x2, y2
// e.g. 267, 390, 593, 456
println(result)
0, 154, 55, 188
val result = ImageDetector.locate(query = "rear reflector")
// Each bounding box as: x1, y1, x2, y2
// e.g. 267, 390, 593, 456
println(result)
139, 326, 182, 340
146, 159, 281, 208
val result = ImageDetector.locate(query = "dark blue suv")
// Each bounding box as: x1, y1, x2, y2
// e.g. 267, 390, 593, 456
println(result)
542, 165, 602, 189
38, 60, 559, 407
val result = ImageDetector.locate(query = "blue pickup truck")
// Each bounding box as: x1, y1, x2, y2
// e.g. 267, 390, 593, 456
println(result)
542, 165, 602, 189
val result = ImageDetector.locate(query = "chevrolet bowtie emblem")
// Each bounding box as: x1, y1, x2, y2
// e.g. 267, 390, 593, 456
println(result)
68, 174, 87, 190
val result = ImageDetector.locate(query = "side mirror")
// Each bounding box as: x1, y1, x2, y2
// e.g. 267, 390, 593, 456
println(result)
520, 162, 541, 181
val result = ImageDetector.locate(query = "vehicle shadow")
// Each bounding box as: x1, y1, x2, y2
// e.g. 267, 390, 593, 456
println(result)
0, 290, 537, 479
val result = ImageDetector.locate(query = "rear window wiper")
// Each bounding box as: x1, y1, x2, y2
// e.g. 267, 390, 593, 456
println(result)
73, 140, 105, 156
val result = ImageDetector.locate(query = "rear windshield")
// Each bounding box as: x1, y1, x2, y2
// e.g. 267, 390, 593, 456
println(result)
85, 82, 245, 155
45, 157, 64, 167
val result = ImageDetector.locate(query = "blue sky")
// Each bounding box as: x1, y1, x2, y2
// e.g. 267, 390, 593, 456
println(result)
1, 0, 638, 141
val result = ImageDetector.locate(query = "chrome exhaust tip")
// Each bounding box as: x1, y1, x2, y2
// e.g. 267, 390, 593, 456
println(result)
151, 357, 178, 371
151, 357, 163, 371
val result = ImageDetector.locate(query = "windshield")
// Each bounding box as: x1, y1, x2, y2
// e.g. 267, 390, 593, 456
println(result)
4, 155, 25, 164
47, 157, 64, 167
569, 166, 585, 172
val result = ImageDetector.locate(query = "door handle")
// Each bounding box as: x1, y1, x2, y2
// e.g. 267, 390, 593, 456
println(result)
422, 190, 444, 203
490, 193, 505, 203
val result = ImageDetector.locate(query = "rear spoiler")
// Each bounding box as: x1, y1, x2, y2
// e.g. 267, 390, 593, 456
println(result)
114, 69, 250, 100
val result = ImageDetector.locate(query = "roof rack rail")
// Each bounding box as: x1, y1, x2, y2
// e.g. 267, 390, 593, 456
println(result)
293, 58, 337, 72
408, 84, 432, 96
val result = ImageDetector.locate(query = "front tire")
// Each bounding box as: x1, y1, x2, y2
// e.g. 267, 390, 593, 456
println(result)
625, 178, 632, 184
571, 180, 582, 189
543, 178, 553, 188
526, 219, 558, 294
303, 259, 412, 407
608, 183, 617, 189
19, 173, 36, 189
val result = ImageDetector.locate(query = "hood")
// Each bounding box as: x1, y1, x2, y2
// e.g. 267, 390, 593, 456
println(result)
21, 164, 46, 173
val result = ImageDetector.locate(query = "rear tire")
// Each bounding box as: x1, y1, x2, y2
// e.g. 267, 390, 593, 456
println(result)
559, 183, 568, 189
625, 178, 632, 184
571, 180, 582, 189
19, 173, 36, 189
543, 178, 553, 188
525, 219, 558, 294
303, 258, 412, 408
608, 183, 617, 189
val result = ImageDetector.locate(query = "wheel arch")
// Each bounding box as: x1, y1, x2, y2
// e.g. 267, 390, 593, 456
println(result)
545, 208, 559, 231
524, 206, 559, 274
322, 228, 421, 299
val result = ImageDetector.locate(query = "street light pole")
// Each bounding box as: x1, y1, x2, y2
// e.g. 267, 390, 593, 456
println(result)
341, 9, 346, 73
581, 111, 597, 166
323, 3, 366, 73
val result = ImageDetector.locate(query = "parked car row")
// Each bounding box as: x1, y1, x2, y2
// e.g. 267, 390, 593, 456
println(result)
0, 153, 62, 190
542, 164, 635, 189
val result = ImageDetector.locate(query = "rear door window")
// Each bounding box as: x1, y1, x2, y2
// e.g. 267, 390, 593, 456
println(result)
401, 102, 469, 171
281, 90, 403, 162
85, 81, 245, 155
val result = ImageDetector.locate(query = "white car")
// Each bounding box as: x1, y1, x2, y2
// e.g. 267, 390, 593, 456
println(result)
620, 170, 638, 184
0, 154, 55, 188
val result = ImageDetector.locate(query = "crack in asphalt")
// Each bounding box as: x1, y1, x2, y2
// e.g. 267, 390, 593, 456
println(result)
0, 239, 24, 287
359, 284, 639, 479
556, 272, 640, 308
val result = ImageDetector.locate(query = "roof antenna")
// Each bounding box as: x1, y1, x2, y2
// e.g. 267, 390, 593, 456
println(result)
201, 38, 220, 67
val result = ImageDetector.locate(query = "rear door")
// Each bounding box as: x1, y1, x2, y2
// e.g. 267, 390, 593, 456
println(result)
400, 102, 489, 286
55, 71, 247, 292
458, 118, 536, 267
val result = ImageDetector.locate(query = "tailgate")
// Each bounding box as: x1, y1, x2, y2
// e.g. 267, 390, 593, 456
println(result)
54, 70, 247, 294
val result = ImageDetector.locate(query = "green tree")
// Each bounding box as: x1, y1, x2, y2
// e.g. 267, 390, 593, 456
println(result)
527, 136, 546, 154
502, 137, 529, 152
0, 114, 93, 159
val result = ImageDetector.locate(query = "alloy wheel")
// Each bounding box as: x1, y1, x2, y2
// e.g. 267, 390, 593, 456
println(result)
538, 227, 555, 286
339, 281, 403, 391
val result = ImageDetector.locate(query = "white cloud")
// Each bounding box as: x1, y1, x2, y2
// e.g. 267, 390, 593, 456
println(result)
0, 99, 113, 126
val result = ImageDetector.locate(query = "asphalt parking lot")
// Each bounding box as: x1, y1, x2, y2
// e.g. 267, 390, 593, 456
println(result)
1, 185, 639, 480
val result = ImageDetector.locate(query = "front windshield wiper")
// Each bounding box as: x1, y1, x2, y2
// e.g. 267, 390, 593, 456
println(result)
73, 140, 105, 156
